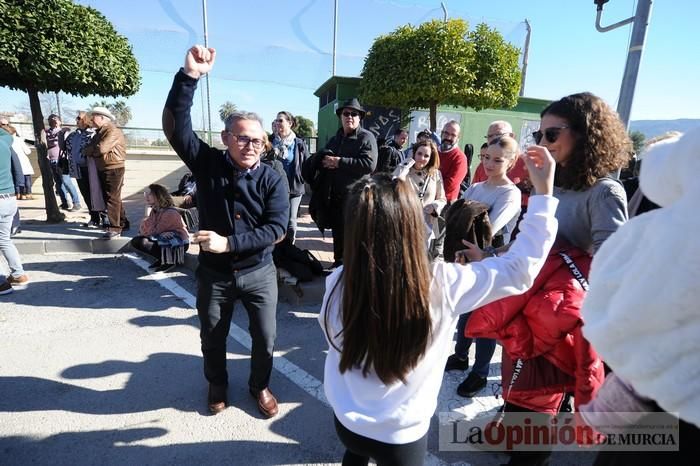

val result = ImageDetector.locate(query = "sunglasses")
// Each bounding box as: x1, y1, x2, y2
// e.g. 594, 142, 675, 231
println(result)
342, 111, 359, 118
532, 126, 569, 144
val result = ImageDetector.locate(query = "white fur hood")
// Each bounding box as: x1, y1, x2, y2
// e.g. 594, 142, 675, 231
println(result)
582, 127, 700, 427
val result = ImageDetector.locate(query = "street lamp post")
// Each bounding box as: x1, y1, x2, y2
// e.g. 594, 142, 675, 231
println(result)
595, 0, 654, 129
332, 0, 338, 76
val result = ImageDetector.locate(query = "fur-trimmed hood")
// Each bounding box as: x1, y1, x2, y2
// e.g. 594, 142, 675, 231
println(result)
582, 127, 700, 427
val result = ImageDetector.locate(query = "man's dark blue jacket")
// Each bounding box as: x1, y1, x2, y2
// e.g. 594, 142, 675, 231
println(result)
163, 70, 289, 274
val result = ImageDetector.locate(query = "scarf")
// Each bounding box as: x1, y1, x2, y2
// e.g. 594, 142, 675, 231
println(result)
272, 131, 296, 160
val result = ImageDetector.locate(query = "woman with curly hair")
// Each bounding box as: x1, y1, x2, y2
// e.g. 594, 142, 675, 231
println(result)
535, 92, 632, 254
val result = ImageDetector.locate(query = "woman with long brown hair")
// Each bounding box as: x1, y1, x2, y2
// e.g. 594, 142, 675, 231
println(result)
393, 139, 446, 254
319, 143, 560, 465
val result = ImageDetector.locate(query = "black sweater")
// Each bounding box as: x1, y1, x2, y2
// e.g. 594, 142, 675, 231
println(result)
163, 70, 289, 274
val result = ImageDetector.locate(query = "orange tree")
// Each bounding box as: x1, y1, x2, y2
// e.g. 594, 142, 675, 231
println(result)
360, 19, 521, 132
0, 0, 140, 222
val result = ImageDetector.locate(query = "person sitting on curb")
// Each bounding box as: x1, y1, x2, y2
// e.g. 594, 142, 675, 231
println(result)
130, 184, 189, 273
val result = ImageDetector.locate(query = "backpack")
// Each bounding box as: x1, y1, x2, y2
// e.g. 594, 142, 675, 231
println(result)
273, 238, 326, 282
375, 145, 403, 173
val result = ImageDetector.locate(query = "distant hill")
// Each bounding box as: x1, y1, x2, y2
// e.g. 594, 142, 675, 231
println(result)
630, 119, 700, 139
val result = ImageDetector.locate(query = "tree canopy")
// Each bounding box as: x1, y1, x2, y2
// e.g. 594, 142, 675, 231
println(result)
629, 130, 646, 155
219, 101, 238, 123
0, 0, 140, 97
0, 0, 140, 222
295, 115, 315, 138
91, 99, 133, 126
359, 19, 521, 131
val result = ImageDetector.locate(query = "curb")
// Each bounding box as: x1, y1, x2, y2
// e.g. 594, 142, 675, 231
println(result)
14, 237, 131, 255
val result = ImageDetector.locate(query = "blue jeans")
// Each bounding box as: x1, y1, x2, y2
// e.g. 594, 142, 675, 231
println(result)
196, 261, 278, 391
60, 174, 81, 207
0, 197, 25, 278
288, 195, 302, 243
454, 313, 497, 378
51, 162, 81, 207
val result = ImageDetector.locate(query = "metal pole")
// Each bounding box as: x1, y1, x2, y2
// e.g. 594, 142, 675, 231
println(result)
616, 0, 653, 128
441, 2, 448, 21
202, 0, 213, 145
519, 19, 531, 97
55, 92, 62, 120
332, 0, 338, 76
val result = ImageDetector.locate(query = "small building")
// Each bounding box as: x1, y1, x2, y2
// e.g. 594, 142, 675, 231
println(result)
314, 76, 550, 167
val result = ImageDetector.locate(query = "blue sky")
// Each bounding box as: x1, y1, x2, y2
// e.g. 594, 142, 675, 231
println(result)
1, 0, 697, 132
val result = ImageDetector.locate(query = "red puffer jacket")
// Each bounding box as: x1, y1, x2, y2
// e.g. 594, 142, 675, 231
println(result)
466, 244, 604, 414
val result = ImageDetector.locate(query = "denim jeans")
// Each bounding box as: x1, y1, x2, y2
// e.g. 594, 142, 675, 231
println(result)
453, 312, 497, 378
196, 261, 278, 391
0, 197, 25, 278
60, 174, 81, 207
50, 162, 80, 207
288, 195, 302, 243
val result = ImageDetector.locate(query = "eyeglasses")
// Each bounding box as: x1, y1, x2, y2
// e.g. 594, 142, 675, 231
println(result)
229, 134, 265, 149
342, 111, 359, 118
532, 126, 569, 144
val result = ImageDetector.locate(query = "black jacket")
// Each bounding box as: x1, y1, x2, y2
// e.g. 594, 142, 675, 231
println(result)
287, 138, 310, 196
322, 126, 378, 196
163, 70, 289, 274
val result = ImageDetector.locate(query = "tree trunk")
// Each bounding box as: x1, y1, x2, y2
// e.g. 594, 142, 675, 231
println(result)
28, 87, 64, 223
429, 101, 437, 132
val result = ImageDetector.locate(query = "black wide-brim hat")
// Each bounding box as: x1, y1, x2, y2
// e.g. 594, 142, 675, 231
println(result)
336, 98, 366, 118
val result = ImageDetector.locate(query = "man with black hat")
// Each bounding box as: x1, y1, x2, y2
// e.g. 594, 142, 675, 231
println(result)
320, 98, 377, 268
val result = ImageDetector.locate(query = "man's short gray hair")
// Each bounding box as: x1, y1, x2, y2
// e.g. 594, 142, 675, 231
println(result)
224, 111, 264, 132
488, 120, 514, 135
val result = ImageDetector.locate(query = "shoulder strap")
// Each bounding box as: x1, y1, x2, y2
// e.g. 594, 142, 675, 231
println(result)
494, 357, 524, 426
557, 252, 590, 291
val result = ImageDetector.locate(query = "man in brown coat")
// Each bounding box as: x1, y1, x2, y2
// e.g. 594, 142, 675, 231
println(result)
84, 106, 128, 239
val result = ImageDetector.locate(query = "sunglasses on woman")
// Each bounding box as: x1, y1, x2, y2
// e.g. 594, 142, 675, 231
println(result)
532, 125, 569, 144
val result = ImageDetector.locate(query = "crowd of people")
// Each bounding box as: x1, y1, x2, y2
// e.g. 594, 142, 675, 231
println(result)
1, 42, 696, 465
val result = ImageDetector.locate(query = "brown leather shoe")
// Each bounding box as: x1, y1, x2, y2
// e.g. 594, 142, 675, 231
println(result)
250, 387, 278, 418
208, 384, 228, 414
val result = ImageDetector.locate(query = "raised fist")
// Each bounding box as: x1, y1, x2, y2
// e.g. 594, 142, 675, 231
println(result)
184, 45, 217, 79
